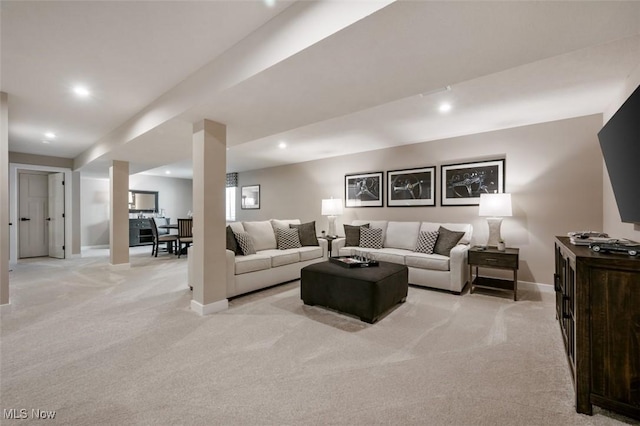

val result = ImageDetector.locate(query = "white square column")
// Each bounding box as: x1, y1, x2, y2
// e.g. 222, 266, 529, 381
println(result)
191, 119, 228, 314
109, 160, 130, 267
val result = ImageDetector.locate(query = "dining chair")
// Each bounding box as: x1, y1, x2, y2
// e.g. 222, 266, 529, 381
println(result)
149, 217, 178, 257
177, 218, 193, 258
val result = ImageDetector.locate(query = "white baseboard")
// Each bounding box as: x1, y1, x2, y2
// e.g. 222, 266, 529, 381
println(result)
82, 245, 109, 250
109, 263, 131, 271
519, 280, 554, 294
191, 298, 228, 316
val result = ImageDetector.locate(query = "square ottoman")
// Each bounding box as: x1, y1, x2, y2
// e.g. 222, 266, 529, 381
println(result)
300, 260, 408, 323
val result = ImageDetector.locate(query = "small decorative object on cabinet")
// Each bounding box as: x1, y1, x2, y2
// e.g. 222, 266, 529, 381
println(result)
554, 236, 640, 420
468, 246, 519, 301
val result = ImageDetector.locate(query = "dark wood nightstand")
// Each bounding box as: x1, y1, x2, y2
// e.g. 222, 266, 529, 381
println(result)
468, 246, 520, 301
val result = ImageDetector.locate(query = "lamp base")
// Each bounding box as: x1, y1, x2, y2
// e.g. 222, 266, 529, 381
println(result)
327, 216, 337, 237
486, 217, 503, 247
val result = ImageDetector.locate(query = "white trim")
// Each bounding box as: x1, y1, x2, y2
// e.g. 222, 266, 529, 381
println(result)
109, 262, 131, 270
191, 298, 229, 316
9, 163, 73, 265
519, 280, 554, 294
81, 245, 110, 250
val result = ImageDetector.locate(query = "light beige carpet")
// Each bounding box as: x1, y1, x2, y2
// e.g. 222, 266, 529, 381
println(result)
1, 248, 637, 425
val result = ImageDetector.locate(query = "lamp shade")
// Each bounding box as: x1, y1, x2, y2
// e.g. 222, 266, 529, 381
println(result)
478, 193, 512, 217
321, 198, 343, 216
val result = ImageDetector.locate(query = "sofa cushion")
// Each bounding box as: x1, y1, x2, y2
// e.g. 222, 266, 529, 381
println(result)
415, 230, 439, 254
260, 249, 300, 267
289, 221, 319, 246
385, 221, 420, 250
276, 228, 302, 250
271, 219, 301, 230
233, 231, 256, 256
235, 253, 271, 274
353, 220, 388, 244
298, 246, 323, 261
344, 223, 369, 247
359, 227, 383, 249
243, 220, 277, 251
228, 222, 245, 234
420, 222, 472, 245
371, 248, 407, 265
226, 225, 243, 255
405, 253, 450, 271
433, 226, 465, 256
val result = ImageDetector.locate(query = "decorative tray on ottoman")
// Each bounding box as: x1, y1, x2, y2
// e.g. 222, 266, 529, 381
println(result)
329, 256, 379, 268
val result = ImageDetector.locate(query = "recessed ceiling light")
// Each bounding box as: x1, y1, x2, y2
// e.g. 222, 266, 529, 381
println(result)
42, 140, 51, 144
44, 132, 56, 139
278, 142, 287, 149
73, 86, 90, 97
165, 171, 171, 175
264, 0, 276, 7
439, 103, 452, 113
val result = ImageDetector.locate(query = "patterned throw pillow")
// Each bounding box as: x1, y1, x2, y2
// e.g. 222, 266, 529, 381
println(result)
233, 231, 256, 256
415, 231, 439, 254
433, 226, 466, 256
344, 223, 369, 247
226, 226, 243, 255
289, 221, 318, 246
276, 228, 302, 250
359, 227, 383, 249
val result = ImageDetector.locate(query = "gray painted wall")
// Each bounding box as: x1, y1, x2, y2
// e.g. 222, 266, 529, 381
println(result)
236, 115, 605, 285
81, 174, 193, 247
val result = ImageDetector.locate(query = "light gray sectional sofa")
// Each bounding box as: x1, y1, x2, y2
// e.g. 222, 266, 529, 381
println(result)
332, 220, 473, 294
225, 219, 327, 298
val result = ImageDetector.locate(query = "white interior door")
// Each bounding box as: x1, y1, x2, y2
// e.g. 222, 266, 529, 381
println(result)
48, 173, 65, 259
18, 173, 49, 258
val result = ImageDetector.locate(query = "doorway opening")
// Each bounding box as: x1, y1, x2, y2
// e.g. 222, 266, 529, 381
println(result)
17, 171, 65, 259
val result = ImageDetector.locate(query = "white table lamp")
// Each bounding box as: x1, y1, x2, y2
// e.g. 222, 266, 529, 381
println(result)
478, 193, 512, 248
321, 198, 343, 237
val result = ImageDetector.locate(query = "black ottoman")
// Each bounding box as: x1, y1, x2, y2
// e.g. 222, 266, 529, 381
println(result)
300, 261, 408, 323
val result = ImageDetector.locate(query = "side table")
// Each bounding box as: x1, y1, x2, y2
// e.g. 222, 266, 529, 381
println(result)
468, 246, 520, 301
318, 235, 337, 257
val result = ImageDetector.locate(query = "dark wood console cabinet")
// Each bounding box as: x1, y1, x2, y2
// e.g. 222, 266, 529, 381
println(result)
129, 218, 153, 247
554, 236, 640, 420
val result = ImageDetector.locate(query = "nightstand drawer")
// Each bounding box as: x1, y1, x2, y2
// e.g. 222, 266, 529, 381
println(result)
468, 250, 518, 268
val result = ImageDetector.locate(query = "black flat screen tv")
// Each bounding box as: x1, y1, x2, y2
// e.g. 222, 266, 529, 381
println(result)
597, 84, 640, 224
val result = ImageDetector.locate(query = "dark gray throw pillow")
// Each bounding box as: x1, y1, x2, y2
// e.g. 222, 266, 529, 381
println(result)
226, 226, 243, 255
433, 226, 466, 256
344, 223, 370, 247
289, 221, 319, 246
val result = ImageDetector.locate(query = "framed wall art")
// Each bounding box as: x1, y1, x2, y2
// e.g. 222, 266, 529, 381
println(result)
387, 166, 436, 207
345, 171, 383, 207
241, 185, 260, 209
441, 159, 505, 206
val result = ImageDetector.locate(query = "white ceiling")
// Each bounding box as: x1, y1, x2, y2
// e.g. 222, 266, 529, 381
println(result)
2, 1, 639, 179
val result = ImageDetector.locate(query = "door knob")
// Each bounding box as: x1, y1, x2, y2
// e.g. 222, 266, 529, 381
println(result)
46, 218, 51, 221
20, 217, 31, 221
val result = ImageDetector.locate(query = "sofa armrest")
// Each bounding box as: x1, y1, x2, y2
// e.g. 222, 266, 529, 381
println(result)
317, 238, 329, 258
449, 244, 470, 291
332, 237, 346, 255
226, 249, 236, 297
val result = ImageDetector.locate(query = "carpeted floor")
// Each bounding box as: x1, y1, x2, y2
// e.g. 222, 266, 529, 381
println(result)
1, 247, 637, 425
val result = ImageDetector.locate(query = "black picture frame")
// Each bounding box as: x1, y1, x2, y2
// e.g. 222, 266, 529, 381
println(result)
241, 185, 260, 209
441, 159, 505, 206
128, 190, 159, 213
345, 171, 383, 207
387, 166, 436, 207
